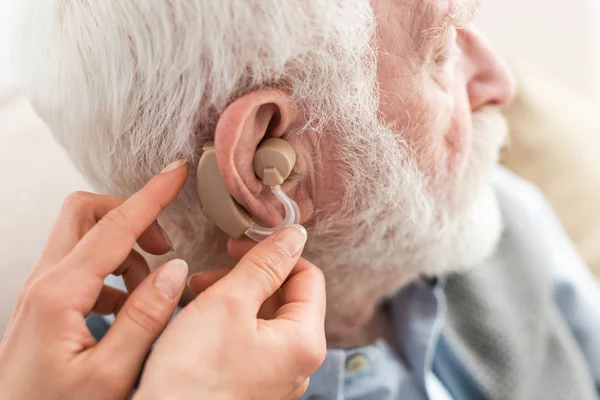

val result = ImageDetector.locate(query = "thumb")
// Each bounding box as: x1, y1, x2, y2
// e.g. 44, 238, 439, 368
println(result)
210, 225, 307, 313
92, 259, 188, 378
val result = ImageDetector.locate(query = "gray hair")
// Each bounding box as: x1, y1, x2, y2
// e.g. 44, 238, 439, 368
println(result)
14, 0, 375, 195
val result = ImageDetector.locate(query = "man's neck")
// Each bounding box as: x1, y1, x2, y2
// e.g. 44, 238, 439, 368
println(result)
321, 266, 422, 350
326, 304, 398, 350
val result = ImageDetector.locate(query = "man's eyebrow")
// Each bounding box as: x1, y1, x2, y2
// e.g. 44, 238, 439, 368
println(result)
449, 0, 481, 28
421, 0, 480, 43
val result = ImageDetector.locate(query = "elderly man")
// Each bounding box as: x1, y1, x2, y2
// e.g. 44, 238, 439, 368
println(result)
14, 0, 600, 398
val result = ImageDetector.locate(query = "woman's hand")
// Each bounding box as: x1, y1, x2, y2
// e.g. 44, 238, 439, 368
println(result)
134, 226, 327, 400
0, 160, 190, 400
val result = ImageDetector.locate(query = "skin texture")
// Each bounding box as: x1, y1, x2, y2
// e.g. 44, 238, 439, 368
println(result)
210, 0, 515, 347
0, 162, 326, 400
373, 0, 514, 196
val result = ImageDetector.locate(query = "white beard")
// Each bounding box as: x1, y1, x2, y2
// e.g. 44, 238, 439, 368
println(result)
155, 104, 507, 325
153, 105, 507, 333
302, 107, 508, 307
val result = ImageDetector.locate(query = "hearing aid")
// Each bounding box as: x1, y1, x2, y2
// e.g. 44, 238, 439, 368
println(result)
196, 137, 301, 241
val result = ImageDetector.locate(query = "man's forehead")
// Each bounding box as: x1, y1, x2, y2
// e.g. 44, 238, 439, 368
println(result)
375, 0, 481, 44
400, 0, 481, 29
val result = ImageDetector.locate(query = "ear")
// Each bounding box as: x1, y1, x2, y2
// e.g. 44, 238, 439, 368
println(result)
213, 89, 313, 226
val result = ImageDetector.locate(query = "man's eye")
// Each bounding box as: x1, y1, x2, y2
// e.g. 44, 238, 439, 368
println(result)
432, 42, 451, 66
434, 50, 449, 66
433, 27, 457, 66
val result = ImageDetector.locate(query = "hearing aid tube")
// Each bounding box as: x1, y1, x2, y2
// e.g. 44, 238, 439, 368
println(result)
244, 185, 301, 242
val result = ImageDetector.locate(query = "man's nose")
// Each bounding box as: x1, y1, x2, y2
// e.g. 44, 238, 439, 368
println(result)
462, 27, 516, 111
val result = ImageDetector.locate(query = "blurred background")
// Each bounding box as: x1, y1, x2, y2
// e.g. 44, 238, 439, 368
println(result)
1, 0, 600, 333
0, 0, 18, 97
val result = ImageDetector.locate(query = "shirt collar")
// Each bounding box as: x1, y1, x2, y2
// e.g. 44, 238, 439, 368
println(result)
304, 278, 447, 399
390, 277, 447, 383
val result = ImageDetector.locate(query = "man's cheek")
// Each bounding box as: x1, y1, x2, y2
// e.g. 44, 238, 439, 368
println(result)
448, 109, 471, 155
443, 96, 473, 169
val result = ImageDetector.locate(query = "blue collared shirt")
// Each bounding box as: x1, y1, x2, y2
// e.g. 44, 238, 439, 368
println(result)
299, 278, 454, 400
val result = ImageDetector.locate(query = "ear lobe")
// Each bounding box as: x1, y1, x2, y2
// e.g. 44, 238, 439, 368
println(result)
212, 90, 298, 226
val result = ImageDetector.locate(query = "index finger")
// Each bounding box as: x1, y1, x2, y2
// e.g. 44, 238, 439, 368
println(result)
36, 193, 171, 272
227, 237, 257, 261
60, 160, 188, 280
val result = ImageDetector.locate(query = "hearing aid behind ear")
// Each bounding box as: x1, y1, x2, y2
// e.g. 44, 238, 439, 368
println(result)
196, 138, 301, 241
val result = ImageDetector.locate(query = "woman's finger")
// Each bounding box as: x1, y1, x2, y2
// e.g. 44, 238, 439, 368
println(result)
187, 269, 231, 295
256, 290, 283, 320
49, 161, 188, 315
137, 222, 173, 256
93, 285, 128, 315
294, 378, 311, 400
227, 237, 257, 261
93, 259, 188, 382
188, 269, 282, 319
207, 226, 307, 314
12, 249, 152, 329
63, 161, 187, 276
36, 192, 172, 274
267, 259, 326, 373
92, 250, 152, 315
113, 250, 152, 294
270, 258, 326, 328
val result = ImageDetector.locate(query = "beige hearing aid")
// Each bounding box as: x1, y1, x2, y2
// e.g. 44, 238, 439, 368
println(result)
196, 138, 300, 240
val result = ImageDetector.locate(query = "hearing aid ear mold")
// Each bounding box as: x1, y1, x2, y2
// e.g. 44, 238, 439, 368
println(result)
196, 138, 301, 241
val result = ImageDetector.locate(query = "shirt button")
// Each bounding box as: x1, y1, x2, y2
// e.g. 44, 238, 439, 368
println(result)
345, 353, 369, 373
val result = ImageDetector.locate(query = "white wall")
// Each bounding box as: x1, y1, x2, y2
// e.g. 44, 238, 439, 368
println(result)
476, 0, 600, 105
0, 0, 20, 95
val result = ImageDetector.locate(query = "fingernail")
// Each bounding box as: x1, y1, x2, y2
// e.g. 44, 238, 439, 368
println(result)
154, 259, 189, 299
272, 225, 307, 257
160, 159, 187, 174
158, 225, 174, 252
186, 273, 202, 289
